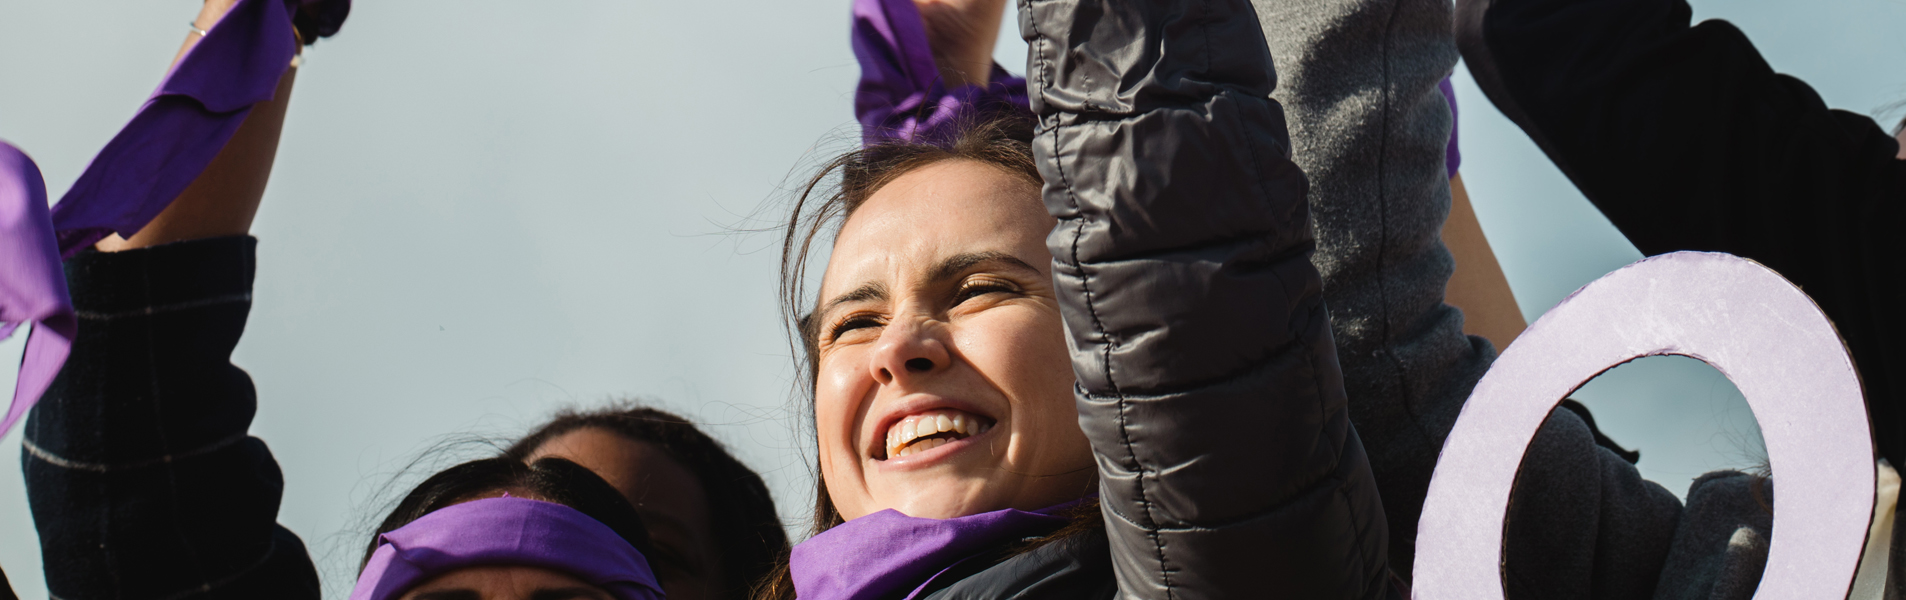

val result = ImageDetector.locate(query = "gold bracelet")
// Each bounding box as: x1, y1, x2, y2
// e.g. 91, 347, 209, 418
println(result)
290, 27, 305, 68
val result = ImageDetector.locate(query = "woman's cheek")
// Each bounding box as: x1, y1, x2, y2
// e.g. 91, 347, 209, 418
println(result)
960, 307, 1075, 424
814, 352, 872, 509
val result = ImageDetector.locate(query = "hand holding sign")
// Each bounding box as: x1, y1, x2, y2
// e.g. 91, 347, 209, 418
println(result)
1413, 252, 1874, 599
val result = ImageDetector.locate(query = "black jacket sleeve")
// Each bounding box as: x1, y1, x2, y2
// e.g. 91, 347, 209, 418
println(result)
1457, 0, 1906, 467
1022, 0, 1392, 597
22, 236, 319, 600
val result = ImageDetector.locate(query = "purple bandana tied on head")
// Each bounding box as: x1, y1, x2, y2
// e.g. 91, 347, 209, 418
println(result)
352, 497, 663, 600
790, 503, 1078, 600
0, 0, 348, 436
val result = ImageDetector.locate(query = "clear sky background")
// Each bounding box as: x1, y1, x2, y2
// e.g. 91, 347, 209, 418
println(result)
2, 1, 1902, 598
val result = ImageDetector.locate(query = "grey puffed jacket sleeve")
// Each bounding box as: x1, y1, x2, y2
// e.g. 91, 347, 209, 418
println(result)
1021, 0, 1393, 597
1248, 0, 1689, 596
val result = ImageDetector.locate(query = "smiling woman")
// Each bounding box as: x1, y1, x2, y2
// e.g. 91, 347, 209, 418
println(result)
807, 128, 1091, 524
765, 0, 1393, 595
778, 116, 1096, 527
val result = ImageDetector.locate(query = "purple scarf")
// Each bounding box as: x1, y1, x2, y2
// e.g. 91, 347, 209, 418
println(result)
0, 144, 73, 434
0, 0, 347, 435
851, 0, 1028, 145
353, 497, 663, 600
790, 503, 1078, 600
849, 0, 1463, 176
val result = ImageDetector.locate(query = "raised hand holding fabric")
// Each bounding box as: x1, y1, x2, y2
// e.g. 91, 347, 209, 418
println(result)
0, 0, 348, 437
52, 0, 308, 255
851, 0, 1026, 145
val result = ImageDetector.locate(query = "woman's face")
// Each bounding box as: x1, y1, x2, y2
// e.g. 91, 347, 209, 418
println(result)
814, 159, 1095, 521
397, 565, 611, 600
527, 429, 718, 600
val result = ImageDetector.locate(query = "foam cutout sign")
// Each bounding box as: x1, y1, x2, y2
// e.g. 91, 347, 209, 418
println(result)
1413, 252, 1874, 599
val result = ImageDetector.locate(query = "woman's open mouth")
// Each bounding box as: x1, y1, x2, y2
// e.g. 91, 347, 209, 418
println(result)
882, 409, 994, 460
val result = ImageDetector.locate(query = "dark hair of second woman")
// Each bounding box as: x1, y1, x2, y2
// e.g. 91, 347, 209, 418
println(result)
364, 456, 655, 568
757, 112, 1103, 600
505, 406, 790, 600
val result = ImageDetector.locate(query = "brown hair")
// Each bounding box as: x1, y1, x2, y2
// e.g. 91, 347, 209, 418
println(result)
757, 113, 1101, 600
507, 404, 789, 600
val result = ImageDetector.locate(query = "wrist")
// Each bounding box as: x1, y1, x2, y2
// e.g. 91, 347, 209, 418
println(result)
192, 0, 241, 31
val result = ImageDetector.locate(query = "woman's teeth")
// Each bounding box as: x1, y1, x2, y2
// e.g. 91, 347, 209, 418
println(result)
885, 409, 992, 459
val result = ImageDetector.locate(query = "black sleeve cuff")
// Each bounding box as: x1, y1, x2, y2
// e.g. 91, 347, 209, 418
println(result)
63, 235, 257, 317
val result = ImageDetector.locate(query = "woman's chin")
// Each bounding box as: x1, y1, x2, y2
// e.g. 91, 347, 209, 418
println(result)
886, 492, 998, 520
865, 469, 1011, 520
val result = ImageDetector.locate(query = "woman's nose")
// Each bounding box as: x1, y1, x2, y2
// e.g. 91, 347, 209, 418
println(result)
870, 318, 950, 386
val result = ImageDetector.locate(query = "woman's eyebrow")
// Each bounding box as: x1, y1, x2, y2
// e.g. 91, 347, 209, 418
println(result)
821, 282, 887, 316
529, 588, 611, 600
928, 251, 1038, 282
412, 591, 481, 600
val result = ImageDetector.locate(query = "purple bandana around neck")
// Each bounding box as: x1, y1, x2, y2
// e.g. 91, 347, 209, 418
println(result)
790, 502, 1081, 600
851, 0, 1028, 146
0, 143, 74, 435
0, 0, 347, 436
352, 497, 663, 600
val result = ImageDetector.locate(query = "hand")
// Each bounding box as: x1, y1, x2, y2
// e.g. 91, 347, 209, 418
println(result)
94, 0, 297, 252
914, 0, 1009, 89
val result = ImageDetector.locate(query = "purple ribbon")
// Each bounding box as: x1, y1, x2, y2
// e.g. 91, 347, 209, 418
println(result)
53, 0, 302, 255
848, 0, 1464, 171
851, 0, 1029, 146
0, 0, 348, 436
0, 143, 73, 435
352, 497, 663, 600
790, 504, 1076, 600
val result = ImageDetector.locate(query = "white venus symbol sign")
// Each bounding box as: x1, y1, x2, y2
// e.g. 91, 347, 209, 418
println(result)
1412, 251, 1875, 599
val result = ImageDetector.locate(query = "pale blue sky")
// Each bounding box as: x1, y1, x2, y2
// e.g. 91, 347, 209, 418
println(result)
3, 1, 1902, 597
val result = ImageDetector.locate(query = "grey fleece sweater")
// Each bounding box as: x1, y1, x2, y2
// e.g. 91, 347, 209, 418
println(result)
1246, 0, 1689, 596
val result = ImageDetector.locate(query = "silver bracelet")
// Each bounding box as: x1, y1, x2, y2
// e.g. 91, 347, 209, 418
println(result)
188, 22, 209, 37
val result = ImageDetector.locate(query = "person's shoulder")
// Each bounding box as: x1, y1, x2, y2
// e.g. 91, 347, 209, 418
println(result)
918, 529, 1116, 600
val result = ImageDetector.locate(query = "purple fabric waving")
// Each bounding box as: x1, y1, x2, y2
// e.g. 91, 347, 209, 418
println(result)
852, 0, 1027, 146
1, 0, 348, 436
0, 143, 74, 435
1440, 76, 1461, 177
850, 0, 1461, 173
51, 0, 303, 256
353, 497, 663, 600
791, 504, 1073, 600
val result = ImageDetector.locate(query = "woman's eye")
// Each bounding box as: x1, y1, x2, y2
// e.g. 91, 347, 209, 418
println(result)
829, 315, 883, 339
954, 280, 1019, 305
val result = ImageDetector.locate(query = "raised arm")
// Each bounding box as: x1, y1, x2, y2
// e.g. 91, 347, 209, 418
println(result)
1457, 0, 1906, 469
94, 0, 296, 252
24, 2, 343, 598
1024, 0, 1390, 596
852, 0, 1026, 144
